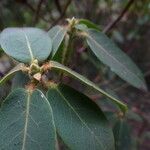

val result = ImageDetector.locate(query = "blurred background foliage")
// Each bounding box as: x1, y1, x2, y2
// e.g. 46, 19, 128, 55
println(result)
0, 0, 150, 149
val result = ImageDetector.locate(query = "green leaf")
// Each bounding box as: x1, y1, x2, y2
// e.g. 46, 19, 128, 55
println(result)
96, 88, 120, 111
75, 24, 89, 32
11, 72, 30, 89
85, 29, 147, 90
0, 47, 3, 55
126, 110, 143, 122
104, 111, 118, 127
48, 25, 67, 57
0, 63, 25, 85
78, 19, 101, 31
47, 84, 115, 150
0, 88, 56, 150
0, 28, 52, 63
52, 41, 64, 62
0, 84, 11, 102
113, 120, 132, 150
50, 61, 127, 113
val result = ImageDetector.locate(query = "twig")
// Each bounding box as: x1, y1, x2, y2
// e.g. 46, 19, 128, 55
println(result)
25, 1, 35, 12
33, 0, 44, 25
54, 0, 62, 14
48, 0, 72, 29
25, 1, 50, 23
103, 0, 135, 33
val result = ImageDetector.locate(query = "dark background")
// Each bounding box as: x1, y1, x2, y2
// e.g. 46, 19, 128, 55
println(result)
0, 0, 150, 149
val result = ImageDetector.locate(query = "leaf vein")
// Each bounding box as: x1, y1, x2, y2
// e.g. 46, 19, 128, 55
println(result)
56, 88, 106, 150
87, 34, 143, 83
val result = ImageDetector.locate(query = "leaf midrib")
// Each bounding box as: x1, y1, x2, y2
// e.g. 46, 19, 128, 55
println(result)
51, 61, 127, 112
87, 33, 144, 83
22, 30, 34, 62
55, 88, 106, 150
38, 89, 57, 145
22, 92, 31, 150
52, 27, 64, 42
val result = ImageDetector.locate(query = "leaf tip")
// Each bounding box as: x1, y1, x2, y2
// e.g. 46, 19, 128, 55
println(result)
140, 83, 148, 92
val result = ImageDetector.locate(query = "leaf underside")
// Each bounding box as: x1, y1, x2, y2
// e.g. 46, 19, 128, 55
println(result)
48, 25, 67, 57
86, 29, 147, 90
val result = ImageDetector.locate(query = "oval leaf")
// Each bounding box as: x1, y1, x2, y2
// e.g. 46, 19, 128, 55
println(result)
0, 63, 25, 85
48, 25, 66, 57
0, 28, 52, 63
47, 84, 115, 150
0, 89, 56, 150
50, 61, 127, 113
85, 29, 147, 90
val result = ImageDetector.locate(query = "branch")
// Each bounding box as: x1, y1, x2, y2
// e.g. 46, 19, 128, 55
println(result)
48, 0, 72, 30
25, 1, 35, 12
54, 0, 62, 14
33, 0, 45, 25
25, 1, 50, 23
103, 0, 135, 33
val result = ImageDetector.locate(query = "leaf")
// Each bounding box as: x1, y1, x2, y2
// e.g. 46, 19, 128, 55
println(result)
47, 84, 115, 150
85, 29, 147, 90
78, 19, 101, 31
0, 47, 3, 55
52, 41, 64, 62
96, 88, 120, 111
104, 111, 132, 150
104, 111, 118, 127
11, 72, 30, 89
113, 120, 132, 150
0, 88, 56, 150
75, 24, 89, 32
126, 110, 143, 122
0, 84, 11, 102
50, 61, 127, 113
0, 28, 52, 63
48, 25, 67, 57
0, 63, 25, 85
